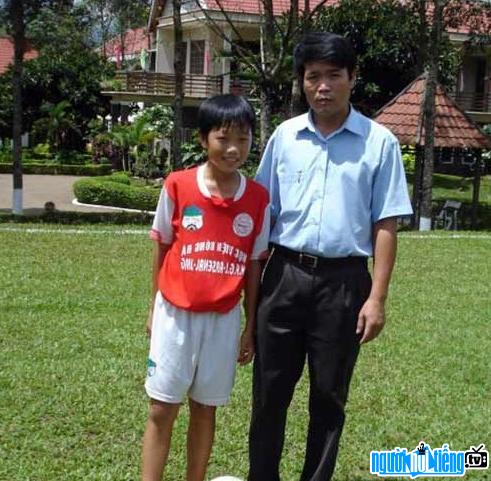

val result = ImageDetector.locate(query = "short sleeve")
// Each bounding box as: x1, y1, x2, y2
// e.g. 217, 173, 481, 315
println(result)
250, 204, 271, 260
255, 129, 280, 223
149, 185, 174, 244
371, 136, 413, 222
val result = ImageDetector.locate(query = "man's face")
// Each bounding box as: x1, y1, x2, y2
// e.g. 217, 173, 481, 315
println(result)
303, 61, 355, 122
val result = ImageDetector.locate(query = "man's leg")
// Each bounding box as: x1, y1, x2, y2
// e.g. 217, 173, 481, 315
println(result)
248, 253, 311, 481
141, 399, 180, 481
187, 399, 216, 481
300, 261, 371, 481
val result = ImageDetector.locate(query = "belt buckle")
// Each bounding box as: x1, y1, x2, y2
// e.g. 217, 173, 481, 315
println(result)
299, 252, 318, 269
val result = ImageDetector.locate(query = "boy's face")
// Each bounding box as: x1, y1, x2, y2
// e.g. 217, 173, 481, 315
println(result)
201, 124, 252, 175
303, 60, 355, 123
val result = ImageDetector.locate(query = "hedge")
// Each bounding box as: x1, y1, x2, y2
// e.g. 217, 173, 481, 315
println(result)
73, 177, 160, 211
0, 211, 153, 225
0, 163, 112, 176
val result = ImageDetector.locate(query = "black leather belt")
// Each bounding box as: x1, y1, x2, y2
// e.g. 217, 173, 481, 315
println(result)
272, 244, 367, 270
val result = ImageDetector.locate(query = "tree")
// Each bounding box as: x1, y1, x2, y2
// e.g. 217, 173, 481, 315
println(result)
408, 0, 491, 230
171, 0, 184, 167
0, 0, 100, 214
195, 0, 331, 151
6, 0, 25, 214
35, 100, 81, 151
109, 0, 151, 67
313, 0, 460, 115
84, 0, 113, 56
0, 6, 114, 148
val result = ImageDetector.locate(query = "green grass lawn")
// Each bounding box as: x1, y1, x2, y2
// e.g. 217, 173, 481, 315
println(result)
0, 225, 490, 481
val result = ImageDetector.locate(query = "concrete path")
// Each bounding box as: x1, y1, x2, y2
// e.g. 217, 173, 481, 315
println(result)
0, 174, 124, 214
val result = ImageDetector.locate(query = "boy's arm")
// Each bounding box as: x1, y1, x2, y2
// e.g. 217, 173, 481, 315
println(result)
238, 259, 262, 365
147, 241, 170, 337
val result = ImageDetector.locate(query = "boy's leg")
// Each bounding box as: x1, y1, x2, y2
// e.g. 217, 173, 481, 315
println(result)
187, 399, 217, 481
141, 399, 180, 481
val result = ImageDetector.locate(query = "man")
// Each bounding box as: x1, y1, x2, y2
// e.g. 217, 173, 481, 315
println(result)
248, 32, 413, 481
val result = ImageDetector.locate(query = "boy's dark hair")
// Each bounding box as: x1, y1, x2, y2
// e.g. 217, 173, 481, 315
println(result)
198, 94, 255, 138
294, 32, 356, 80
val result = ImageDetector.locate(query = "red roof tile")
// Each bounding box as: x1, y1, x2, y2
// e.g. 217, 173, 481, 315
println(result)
150, 0, 489, 35
203, 0, 335, 15
373, 75, 491, 149
0, 36, 38, 75
104, 27, 149, 58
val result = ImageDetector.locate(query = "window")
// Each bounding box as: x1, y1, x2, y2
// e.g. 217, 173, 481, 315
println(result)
190, 40, 205, 75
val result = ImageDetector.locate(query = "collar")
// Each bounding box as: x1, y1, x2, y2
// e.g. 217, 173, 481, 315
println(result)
197, 164, 246, 202
298, 105, 364, 139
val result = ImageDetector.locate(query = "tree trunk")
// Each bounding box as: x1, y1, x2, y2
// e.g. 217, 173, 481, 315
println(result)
172, 0, 184, 168
259, 0, 276, 152
260, 87, 273, 153
289, 0, 303, 118
471, 151, 481, 230
411, 146, 424, 228
10, 0, 25, 215
119, 29, 125, 67
419, 0, 442, 231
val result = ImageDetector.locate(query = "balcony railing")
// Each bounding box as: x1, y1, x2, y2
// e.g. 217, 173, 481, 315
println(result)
453, 91, 491, 113
113, 71, 223, 98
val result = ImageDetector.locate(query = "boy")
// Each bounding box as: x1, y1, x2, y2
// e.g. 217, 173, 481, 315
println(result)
141, 94, 270, 481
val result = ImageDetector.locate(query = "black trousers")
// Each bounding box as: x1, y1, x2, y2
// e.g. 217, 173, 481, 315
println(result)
248, 247, 372, 481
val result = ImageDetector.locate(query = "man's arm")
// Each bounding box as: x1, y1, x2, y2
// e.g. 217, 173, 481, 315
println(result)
356, 217, 397, 344
238, 259, 262, 365
146, 242, 170, 337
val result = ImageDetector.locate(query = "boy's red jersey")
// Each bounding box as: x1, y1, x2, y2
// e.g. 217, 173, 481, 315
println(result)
151, 166, 270, 313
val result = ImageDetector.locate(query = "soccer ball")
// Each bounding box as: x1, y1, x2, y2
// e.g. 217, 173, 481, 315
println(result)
210, 477, 244, 481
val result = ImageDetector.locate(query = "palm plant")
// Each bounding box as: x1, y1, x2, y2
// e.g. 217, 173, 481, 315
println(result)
39, 100, 80, 151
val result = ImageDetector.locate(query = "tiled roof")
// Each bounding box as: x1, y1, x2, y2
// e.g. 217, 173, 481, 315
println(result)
373, 75, 491, 149
0, 37, 38, 75
203, 0, 335, 15
104, 27, 149, 58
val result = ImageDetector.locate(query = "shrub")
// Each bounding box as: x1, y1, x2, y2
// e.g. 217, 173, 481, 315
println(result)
73, 177, 160, 211
54, 150, 92, 165
99, 171, 131, 185
32, 143, 52, 160
0, 162, 111, 175
402, 146, 415, 173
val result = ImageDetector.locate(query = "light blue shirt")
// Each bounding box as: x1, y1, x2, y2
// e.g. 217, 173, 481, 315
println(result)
255, 107, 413, 257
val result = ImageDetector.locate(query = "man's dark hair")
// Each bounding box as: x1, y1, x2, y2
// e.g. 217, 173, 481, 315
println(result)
198, 94, 256, 138
294, 32, 356, 79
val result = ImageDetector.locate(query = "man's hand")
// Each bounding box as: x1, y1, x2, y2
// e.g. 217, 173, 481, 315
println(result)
356, 298, 385, 344
238, 328, 255, 365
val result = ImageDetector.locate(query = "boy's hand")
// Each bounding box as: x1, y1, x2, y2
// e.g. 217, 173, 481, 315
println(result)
238, 329, 255, 365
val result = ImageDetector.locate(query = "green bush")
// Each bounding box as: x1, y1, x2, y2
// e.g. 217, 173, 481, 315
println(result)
31, 143, 52, 160
402, 146, 415, 173
73, 177, 159, 211
98, 171, 131, 185
0, 162, 111, 175
0, 210, 153, 225
54, 150, 92, 165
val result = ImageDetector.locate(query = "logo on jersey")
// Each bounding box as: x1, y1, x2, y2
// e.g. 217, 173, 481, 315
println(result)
147, 358, 157, 377
182, 205, 204, 231
233, 213, 254, 237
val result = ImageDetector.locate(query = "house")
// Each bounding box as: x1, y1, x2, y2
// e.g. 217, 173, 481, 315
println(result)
103, 27, 153, 70
101, 0, 329, 127
446, 17, 491, 125
0, 36, 38, 75
101, 0, 491, 127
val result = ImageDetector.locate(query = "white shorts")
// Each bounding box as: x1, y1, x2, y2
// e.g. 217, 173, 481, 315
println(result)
145, 291, 242, 406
